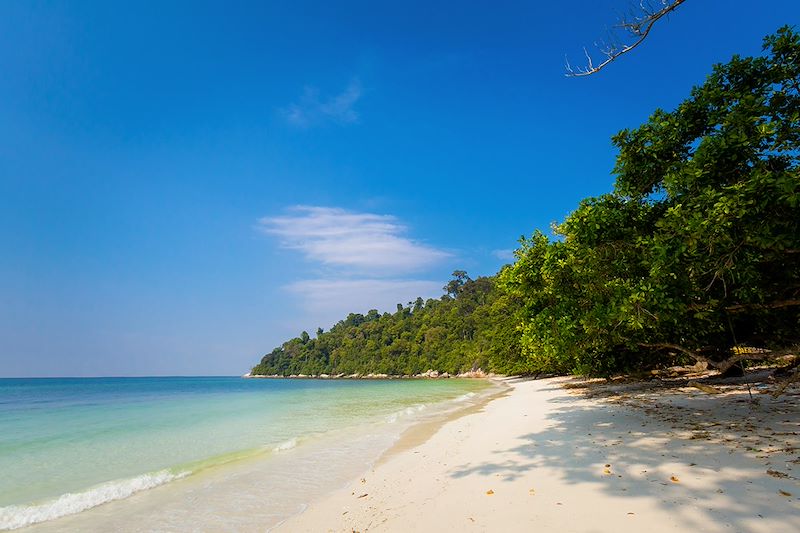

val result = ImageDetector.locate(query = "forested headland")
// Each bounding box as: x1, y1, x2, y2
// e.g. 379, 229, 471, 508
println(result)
252, 27, 800, 379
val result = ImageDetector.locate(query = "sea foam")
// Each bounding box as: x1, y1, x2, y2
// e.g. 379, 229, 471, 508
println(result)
385, 403, 427, 423
453, 392, 476, 402
0, 469, 189, 531
272, 437, 298, 452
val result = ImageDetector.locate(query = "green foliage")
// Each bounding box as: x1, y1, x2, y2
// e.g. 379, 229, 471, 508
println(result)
502, 27, 800, 375
251, 274, 525, 376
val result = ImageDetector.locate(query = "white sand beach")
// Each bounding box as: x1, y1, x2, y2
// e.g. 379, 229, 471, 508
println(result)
278, 376, 800, 532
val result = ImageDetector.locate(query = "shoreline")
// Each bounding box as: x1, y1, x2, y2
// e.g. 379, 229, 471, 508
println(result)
243, 370, 498, 379
277, 376, 800, 532
16, 379, 501, 532
374, 379, 511, 467
266, 379, 511, 532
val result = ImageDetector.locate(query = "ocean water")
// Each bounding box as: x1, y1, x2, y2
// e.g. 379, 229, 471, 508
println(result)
0, 377, 495, 531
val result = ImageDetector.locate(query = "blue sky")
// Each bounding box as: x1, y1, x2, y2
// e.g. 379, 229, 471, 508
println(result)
1, 1, 797, 376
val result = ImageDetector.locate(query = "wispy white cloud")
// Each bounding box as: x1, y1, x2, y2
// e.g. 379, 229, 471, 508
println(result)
286, 279, 443, 328
260, 205, 452, 329
258, 206, 450, 274
492, 248, 516, 262
282, 79, 362, 128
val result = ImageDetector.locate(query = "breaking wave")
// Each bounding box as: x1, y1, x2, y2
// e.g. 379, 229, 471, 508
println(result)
385, 403, 427, 424
453, 392, 476, 402
272, 437, 298, 452
0, 469, 189, 530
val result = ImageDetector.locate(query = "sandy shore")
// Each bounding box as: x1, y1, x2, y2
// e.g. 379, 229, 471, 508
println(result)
278, 376, 800, 532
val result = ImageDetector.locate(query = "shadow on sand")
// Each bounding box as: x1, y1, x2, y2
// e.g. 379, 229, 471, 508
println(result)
449, 378, 799, 531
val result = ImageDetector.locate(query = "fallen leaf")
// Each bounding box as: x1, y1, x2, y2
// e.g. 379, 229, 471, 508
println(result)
767, 470, 789, 479
357, 493, 368, 498
486, 489, 494, 495
778, 490, 792, 497
689, 381, 721, 394
670, 476, 680, 483
605, 464, 611, 468
604, 469, 612, 475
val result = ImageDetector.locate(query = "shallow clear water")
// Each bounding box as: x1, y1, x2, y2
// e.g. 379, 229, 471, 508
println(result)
0, 377, 492, 530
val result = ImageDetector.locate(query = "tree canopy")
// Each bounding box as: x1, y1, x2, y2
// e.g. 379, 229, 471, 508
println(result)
503, 26, 800, 374
251, 273, 525, 377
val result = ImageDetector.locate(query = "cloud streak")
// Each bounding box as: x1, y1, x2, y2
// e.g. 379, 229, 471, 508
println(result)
260, 205, 452, 329
258, 206, 450, 274
282, 79, 362, 128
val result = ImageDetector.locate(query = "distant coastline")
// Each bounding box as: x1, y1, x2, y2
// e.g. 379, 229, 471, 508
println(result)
243, 369, 497, 379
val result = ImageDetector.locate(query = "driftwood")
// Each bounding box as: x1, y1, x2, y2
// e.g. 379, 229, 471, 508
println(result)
639, 343, 776, 373
641, 343, 800, 396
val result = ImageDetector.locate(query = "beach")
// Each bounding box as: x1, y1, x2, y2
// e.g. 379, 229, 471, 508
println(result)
279, 376, 800, 532
7, 375, 798, 532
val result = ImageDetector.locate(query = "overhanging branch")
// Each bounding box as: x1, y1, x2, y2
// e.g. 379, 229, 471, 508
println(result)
566, 0, 688, 77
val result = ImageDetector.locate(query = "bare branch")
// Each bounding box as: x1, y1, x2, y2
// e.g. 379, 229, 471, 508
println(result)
772, 367, 800, 397
639, 342, 715, 366
565, 0, 688, 77
772, 356, 800, 397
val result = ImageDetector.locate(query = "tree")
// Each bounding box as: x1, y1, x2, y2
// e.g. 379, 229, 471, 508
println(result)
566, 0, 687, 77
507, 27, 800, 374
251, 273, 523, 377
444, 270, 472, 298
615, 26, 800, 368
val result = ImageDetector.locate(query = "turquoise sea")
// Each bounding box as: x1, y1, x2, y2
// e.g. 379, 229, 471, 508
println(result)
0, 377, 494, 531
